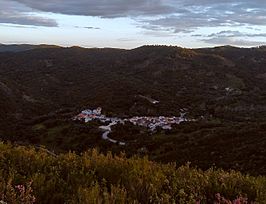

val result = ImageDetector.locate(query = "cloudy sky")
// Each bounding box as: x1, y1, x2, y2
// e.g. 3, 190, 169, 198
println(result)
0, 0, 266, 48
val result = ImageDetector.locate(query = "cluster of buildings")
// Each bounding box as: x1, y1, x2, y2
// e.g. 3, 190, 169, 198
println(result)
125, 114, 187, 131
74, 107, 106, 123
73, 107, 124, 124
73, 107, 189, 132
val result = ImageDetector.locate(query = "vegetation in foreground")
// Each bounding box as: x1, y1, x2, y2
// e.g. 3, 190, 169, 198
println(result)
10, 118, 266, 176
0, 142, 266, 204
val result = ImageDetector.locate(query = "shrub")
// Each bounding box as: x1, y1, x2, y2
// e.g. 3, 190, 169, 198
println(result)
0, 142, 265, 203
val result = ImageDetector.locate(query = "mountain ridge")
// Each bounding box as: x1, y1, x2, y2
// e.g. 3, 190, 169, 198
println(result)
1, 43, 266, 53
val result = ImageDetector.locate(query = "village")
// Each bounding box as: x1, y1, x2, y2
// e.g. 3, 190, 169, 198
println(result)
125, 114, 187, 131
73, 107, 193, 145
73, 107, 190, 131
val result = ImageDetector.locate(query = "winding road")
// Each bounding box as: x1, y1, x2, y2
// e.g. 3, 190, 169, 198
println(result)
99, 121, 126, 146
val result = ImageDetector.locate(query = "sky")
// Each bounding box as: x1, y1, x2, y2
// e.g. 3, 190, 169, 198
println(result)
0, 0, 266, 49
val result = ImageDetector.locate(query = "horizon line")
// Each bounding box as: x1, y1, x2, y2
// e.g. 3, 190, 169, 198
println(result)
1, 43, 266, 50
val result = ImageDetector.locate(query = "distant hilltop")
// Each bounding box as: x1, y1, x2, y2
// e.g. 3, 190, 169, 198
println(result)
0, 43, 266, 53
0, 44, 61, 52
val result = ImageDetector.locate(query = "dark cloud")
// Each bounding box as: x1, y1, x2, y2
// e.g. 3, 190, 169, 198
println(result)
12, 0, 174, 17
0, 0, 58, 27
196, 30, 266, 38
0, 11, 58, 27
194, 30, 266, 46
74, 26, 100, 30
202, 37, 266, 47
84, 26, 100, 30
207, 31, 244, 38
141, 3, 266, 33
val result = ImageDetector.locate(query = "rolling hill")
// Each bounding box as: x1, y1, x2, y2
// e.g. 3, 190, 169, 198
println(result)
0, 44, 266, 174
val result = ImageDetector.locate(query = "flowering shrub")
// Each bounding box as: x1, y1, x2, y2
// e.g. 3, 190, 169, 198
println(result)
212, 193, 249, 204
0, 142, 265, 203
0, 180, 35, 204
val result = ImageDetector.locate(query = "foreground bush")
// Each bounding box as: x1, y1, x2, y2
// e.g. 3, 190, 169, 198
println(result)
0, 142, 265, 203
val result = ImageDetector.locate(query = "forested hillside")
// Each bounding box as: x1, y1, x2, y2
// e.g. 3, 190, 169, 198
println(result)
0, 45, 266, 175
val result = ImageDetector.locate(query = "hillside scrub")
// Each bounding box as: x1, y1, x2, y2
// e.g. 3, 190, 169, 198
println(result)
0, 142, 266, 203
